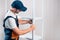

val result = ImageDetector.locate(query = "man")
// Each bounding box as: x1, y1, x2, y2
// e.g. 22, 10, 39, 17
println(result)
3, 0, 35, 40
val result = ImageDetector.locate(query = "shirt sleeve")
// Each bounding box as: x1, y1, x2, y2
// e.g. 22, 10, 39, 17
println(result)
8, 18, 17, 29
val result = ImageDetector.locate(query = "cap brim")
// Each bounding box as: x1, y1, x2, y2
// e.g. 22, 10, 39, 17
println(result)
20, 7, 27, 12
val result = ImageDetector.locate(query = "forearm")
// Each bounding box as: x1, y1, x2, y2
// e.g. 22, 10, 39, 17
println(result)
18, 28, 31, 35
18, 24, 35, 35
18, 19, 29, 24
13, 24, 35, 36
13, 27, 32, 36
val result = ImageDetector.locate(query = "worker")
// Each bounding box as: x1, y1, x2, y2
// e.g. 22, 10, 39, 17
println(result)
3, 0, 35, 40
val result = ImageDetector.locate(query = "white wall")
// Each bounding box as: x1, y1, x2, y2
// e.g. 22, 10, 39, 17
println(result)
0, 0, 6, 40
43, 0, 60, 40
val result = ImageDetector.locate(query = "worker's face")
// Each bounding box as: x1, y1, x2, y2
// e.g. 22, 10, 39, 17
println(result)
12, 8, 21, 13
16, 9, 21, 13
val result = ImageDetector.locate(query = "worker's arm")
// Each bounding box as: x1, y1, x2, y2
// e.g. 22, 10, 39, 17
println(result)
12, 24, 35, 35
18, 18, 32, 24
8, 18, 35, 35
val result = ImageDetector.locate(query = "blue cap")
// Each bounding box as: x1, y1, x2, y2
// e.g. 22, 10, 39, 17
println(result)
11, 0, 27, 12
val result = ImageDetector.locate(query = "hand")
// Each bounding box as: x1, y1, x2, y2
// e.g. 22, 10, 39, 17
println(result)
28, 19, 33, 24
30, 24, 35, 31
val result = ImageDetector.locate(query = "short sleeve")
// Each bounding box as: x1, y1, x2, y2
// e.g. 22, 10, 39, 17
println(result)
8, 18, 17, 29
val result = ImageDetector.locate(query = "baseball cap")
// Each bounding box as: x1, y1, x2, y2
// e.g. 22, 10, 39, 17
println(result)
11, 0, 27, 12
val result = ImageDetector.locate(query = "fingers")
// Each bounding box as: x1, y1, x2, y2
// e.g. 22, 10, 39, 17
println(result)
30, 24, 35, 31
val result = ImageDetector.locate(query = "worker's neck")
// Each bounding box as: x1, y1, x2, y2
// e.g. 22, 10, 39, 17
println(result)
10, 9, 16, 15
